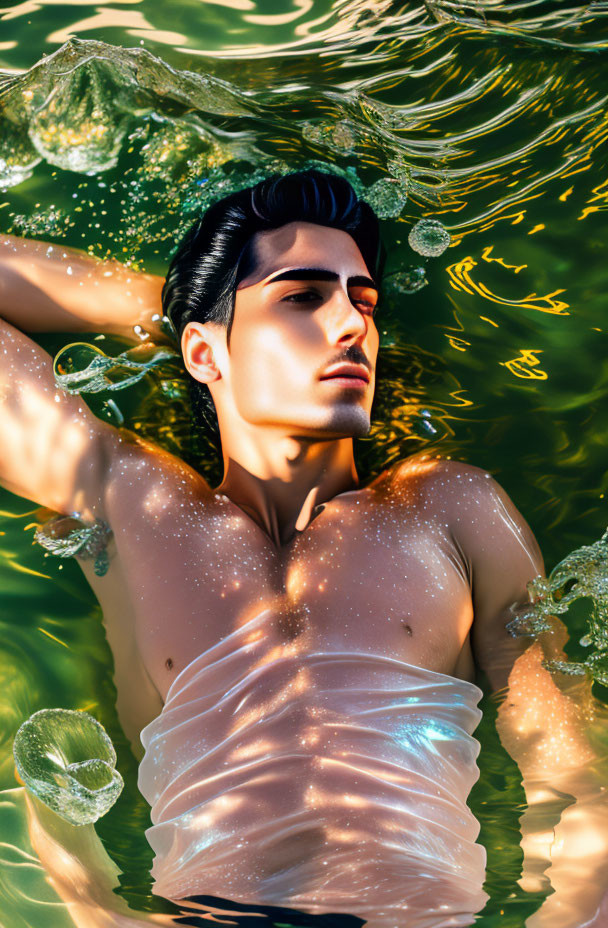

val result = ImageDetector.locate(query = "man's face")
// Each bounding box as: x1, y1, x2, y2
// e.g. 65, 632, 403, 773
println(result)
215, 221, 380, 439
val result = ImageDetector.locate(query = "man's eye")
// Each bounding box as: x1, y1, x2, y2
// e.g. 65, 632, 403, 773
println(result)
355, 299, 377, 315
283, 290, 320, 302
282, 290, 377, 315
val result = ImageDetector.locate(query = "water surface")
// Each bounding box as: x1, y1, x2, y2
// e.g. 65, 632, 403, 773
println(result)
1, 2, 608, 925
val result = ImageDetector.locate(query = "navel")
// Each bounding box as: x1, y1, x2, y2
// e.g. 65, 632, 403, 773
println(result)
401, 622, 413, 637
165, 657, 174, 670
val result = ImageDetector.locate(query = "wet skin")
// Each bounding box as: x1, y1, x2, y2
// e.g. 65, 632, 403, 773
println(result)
70, 223, 543, 755
0, 220, 543, 757
4, 222, 607, 928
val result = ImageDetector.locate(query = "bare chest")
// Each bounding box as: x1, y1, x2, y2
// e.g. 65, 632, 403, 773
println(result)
84, 486, 475, 728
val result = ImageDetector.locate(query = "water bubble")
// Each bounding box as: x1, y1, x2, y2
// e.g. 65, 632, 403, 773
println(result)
13, 708, 123, 825
138, 121, 222, 184
408, 219, 451, 257
364, 177, 408, 219
386, 266, 428, 294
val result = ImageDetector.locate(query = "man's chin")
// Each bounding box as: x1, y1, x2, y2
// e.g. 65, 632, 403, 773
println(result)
299, 407, 372, 439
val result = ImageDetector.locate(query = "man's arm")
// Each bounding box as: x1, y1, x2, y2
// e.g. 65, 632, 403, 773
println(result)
0, 233, 173, 518
0, 233, 168, 343
448, 462, 608, 927
0, 314, 121, 520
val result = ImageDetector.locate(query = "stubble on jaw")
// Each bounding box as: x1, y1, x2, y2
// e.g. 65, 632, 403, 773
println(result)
322, 404, 372, 437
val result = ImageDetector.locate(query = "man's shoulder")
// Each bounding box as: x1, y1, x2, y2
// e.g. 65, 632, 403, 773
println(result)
104, 426, 214, 511
389, 455, 542, 570
382, 455, 513, 539
388, 454, 496, 500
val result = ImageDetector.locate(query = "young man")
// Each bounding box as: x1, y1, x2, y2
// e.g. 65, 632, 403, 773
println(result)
1, 170, 607, 928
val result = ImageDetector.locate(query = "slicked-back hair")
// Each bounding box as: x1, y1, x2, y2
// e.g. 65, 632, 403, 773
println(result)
162, 168, 386, 436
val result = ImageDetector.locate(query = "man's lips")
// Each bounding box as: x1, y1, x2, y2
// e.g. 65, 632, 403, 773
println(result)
320, 375, 368, 388
320, 364, 370, 385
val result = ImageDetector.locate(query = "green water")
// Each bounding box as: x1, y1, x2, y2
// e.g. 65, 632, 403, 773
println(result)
1, 2, 608, 926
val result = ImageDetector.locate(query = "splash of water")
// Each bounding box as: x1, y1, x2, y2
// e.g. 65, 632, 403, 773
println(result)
506, 528, 608, 686
12, 709, 123, 825
0, 121, 41, 188
34, 514, 113, 577
0, 39, 408, 212
53, 341, 181, 395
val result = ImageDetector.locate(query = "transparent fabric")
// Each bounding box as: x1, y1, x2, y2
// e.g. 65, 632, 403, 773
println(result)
137, 609, 488, 928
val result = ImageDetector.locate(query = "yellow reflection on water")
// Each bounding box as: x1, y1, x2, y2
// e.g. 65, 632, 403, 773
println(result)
447, 253, 570, 315
445, 335, 470, 352
500, 348, 548, 380
481, 245, 527, 274
578, 176, 608, 220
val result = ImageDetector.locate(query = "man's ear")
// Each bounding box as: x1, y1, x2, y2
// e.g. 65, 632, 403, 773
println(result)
181, 321, 223, 385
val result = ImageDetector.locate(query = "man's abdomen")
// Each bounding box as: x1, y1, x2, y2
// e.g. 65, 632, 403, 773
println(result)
137, 607, 488, 928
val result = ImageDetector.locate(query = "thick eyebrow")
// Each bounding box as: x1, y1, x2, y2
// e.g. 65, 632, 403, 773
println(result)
264, 267, 378, 292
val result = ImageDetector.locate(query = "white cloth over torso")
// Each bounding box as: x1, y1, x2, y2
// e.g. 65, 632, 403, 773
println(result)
138, 609, 488, 928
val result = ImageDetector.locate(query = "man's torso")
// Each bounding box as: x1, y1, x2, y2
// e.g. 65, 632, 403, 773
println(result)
75, 441, 476, 755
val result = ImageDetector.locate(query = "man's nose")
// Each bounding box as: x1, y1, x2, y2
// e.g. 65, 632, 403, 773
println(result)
325, 290, 368, 344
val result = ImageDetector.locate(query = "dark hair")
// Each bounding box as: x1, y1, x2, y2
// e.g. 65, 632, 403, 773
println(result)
162, 168, 386, 436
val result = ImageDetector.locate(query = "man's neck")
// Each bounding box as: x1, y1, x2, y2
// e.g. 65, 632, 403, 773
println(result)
215, 431, 360, 548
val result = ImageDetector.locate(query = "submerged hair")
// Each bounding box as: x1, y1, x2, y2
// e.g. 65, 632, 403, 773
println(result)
161, 168, 385, 436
